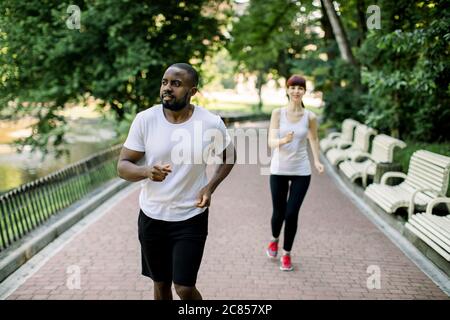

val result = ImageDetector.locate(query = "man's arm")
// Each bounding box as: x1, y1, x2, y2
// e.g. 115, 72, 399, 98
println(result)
117, 147, 146, 182
208, 142, 236, 194
197, 142, 236, 208
117, 147, 171, 182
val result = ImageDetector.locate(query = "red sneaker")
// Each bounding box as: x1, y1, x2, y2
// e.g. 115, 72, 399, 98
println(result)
280, 254, 293, 271
266, 241, 278, 259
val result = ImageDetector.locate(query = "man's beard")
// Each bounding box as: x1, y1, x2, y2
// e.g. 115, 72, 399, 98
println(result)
161, 92, 189, 111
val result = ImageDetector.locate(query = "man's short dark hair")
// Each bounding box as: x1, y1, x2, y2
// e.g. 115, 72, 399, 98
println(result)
169, 63, 199, 87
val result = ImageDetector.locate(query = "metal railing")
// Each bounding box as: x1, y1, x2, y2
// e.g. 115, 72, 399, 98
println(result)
0, 144, 122, 252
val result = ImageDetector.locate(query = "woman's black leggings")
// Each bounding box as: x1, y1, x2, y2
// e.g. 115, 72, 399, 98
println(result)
270, 174, 311, 252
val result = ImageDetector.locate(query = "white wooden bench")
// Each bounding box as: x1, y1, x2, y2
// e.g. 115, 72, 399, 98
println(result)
339, 134, 406, 187
320, 119, 360, 153
325, 124, 377, 166
405, 197, 450, 261
365, 150, 450, 217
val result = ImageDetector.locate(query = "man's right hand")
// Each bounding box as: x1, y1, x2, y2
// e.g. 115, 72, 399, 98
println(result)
146, 164, 172, 181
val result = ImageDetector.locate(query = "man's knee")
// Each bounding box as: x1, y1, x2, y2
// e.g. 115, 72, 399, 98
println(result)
174, 283, 194, 297
154, 281, 172, 292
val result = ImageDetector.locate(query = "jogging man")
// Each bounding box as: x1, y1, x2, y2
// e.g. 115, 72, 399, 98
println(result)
117, 63, 235, 300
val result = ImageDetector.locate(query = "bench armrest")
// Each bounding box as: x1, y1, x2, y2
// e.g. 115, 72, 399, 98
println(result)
425, 197, 450, 216
336, 141, 352, 149
351, 152, 373, 162
327, 132, 341, 140
380, 172, 407, 185
362, 161, 375, 187
408, 188, 441, 219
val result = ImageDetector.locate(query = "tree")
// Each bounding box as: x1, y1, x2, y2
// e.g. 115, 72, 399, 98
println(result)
321, 0, 357, 66
227, 0, 319, 111
226, 0, 449, 142
358, 0, 450, 141
0, 0, 228, 155
300, 0, 364, 126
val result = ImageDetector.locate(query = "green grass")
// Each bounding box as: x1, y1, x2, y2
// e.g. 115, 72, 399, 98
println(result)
317, 119, 335, 140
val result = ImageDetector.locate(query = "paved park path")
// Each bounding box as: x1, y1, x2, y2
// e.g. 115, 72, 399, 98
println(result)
2, 123, 448, 300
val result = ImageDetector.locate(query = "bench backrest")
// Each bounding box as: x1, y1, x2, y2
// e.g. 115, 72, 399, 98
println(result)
371, 134, 406, 163
341, 119, 360, 142
352, 124, 377, 152
405, 150, 450, 196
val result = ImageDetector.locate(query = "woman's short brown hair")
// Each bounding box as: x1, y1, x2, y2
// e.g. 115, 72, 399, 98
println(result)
286, 75, 306, 89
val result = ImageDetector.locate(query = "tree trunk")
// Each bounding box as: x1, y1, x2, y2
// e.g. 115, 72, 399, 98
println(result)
256, 71, 263, 113
356, 0, 368, 45
277, 51, 290, 80
320, 0, 337, 61
321, 0, 358, 66
391, 91, 400, 139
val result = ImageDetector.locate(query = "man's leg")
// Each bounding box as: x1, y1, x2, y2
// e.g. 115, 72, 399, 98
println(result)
153, 281, 173, 300
171, 211, 208, 300
138, 210, 173, 299
173, 284, 202, 300
172, 236, 207, 300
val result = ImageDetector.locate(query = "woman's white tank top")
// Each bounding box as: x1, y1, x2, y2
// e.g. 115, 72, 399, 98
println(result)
270, 107, 312, 176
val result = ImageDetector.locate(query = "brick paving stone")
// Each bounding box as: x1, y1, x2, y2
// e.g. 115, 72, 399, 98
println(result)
4, 125, 449, 300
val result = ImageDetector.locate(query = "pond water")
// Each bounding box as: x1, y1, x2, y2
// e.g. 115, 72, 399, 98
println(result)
0, 117, 119, 194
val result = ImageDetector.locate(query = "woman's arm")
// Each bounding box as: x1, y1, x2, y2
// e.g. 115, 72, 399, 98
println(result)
268, 108, 292, 149
307, 112, 324, 174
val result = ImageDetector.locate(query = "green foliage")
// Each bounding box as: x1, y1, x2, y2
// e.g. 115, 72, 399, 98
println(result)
228, 0, 367, 125
113, 101, 138, 143
0, 0, 227, 155
199, 48, 237, 90
2, 0, 449, 159
228, 0, 311, 76
227, 0, 321, 110
358, 1, 450, 141
309, 0, 450, 142
313, 57, 364, 124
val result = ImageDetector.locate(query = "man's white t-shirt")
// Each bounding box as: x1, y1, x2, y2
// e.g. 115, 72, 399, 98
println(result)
123, 104, 231, 222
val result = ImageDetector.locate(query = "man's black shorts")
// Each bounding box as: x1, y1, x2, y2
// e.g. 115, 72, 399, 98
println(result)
138, 209, 208, 287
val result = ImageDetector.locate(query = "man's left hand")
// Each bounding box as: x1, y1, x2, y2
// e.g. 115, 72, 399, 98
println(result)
196, 186, 212, 208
